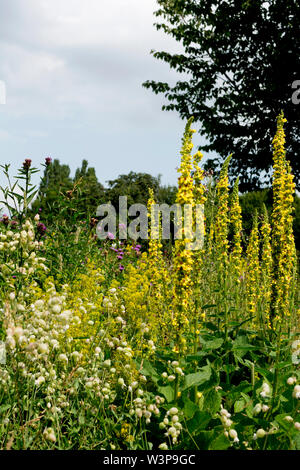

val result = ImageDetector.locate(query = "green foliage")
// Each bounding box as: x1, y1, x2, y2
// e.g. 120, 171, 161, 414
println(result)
239, 189, 300, 250
143, 0, 300, 191
106, 172, 161, 208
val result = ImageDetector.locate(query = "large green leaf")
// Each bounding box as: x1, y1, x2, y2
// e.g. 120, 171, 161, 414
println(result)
182, 365, 211, 391
209, 433, 231, 450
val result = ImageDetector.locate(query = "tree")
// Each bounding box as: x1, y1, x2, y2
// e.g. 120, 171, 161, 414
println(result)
143, 0, 300, 191
106, 172, 161, 208
33, 159, 106, 223
73, 159, 106, 217
32, 159, 73, 220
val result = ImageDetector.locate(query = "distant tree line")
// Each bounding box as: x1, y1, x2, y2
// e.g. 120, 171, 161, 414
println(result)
31, 158, 300, 251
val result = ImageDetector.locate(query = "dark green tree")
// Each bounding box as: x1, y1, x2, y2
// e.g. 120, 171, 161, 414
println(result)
74, 159, 106, 217
32, 159, 73, 220
143, 0, 300, 191
106, 172, 161, 208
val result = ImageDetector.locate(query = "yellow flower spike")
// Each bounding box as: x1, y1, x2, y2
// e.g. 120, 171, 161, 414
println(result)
173, 118, 197, 351
260, 204, 272, 329
230, 176, 243, 285
214, 154, 232, 274
246, 210, 260, 325
270, 112, 296, 330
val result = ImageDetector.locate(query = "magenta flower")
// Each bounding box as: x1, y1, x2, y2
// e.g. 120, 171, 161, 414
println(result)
1, 214, 9, 225
37, 222, 47, 235
23, 158, 32, 170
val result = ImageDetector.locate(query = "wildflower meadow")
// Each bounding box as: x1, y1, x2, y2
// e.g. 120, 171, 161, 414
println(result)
0, 112, 299, 451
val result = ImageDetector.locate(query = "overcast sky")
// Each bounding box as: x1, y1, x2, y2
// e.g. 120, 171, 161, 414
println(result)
0, 0, 214, 191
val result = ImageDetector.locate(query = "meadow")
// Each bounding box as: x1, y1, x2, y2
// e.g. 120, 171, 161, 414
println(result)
0, 112, 299, 451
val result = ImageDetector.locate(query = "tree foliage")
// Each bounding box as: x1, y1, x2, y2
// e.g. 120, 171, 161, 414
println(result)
143, 0, 300, 191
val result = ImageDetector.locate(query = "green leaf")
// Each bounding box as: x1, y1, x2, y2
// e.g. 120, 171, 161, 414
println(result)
209, 433, 231, 450
293, 433, 300, 450
203, 322, 218, 332
204, 389, 221, 415
0, 404, 11, 413
139, 360, 160, 383
202, 338, 223, 350
234, 399, 245, 413
275, 414, 294, 434
78, 413, 85, 425
182, 365, 211, 391
192, 429, 215, 449
157, 385, 174, 403
186, 411, 211, 434
183, 398, 199, 419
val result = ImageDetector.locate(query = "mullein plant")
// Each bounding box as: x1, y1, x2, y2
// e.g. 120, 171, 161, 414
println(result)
191, 150, 206, 296
214, 155, 232, 272
245, 210, 261, 328
260, 204, 273, 330
146, 188, 172, 342
228, 177, 244, 321
229, 177, 243, 284
270, 112, 297, 333
214, 154, 231, 340
173, 117, 196, 352
147, 188, 164, 292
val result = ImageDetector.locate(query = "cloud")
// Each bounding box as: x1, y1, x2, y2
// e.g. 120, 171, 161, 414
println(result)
0, 0, 214, 189
0, 0, 181, 116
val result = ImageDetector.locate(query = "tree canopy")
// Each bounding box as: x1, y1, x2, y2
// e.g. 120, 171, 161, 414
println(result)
143, 0, 300, 191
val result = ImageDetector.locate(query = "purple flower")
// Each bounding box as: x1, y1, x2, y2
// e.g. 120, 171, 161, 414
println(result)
1, 214, 9, 225
37, 222, 47, 235
107, 232, 115, 240
119, 265, 124, 271
23, 158, 32, 170
45, 157, 52, 166
117, 255, 123, 260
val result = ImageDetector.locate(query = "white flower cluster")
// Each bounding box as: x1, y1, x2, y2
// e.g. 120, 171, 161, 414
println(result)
159, 407, 182, 445
253, 403, 269, 415
260, 382, 271, 399
292, 340, 300, 365
0, 219, 48, 278
161, 360, 185, 383
219, 405, 239, 444
4, 283, 78, 394
130, 394, 163, 424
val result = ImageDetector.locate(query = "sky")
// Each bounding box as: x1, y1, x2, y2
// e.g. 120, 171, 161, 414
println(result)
0, 0, 214, 192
